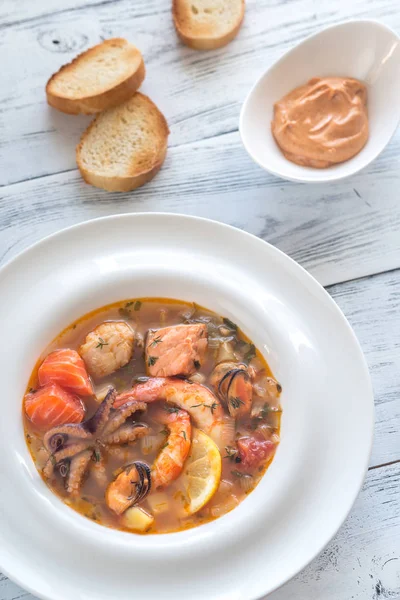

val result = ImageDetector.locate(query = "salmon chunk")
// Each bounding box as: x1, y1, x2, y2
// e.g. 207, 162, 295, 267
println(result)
79, 321, 134, 380
25, 383, 85, 429
38, 349, 93, 396
145, 323, 208, 377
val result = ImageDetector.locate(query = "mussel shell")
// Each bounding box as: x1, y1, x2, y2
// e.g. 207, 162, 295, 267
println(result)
218, 366, 247, 402
226, 368, 250, 397
126, 461, 151, 505
226, 369, 251, 416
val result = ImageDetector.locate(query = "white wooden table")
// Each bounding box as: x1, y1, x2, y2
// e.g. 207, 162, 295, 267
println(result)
1, 1, 399, 598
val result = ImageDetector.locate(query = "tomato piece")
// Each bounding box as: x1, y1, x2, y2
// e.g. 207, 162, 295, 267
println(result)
237, 437, 276, 469
38, 349, 93, 396
24, 383, 85, 429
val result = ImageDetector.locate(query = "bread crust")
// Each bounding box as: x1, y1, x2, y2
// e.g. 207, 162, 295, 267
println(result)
46, 39, 145, 115
172, 0, 245, 50
76, 93, 169, 192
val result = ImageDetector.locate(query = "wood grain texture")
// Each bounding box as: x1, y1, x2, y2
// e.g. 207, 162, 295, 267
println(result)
0, 0, 400, 185
1, 462, 398, 600
329, 270, 400, 468
268, 462, 400, 600
0, 0, 399, 599
1, 132, 400, 286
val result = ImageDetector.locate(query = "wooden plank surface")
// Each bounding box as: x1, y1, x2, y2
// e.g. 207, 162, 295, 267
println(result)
329, 270, 400, 469
1, 132, 400, 286
0, 0, 399, 599
1, 0, 400, 185
1, 462, 398, 600
270, 462, 400, 600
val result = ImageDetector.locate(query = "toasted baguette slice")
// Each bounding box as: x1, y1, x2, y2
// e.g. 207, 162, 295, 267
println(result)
76, 93, 169, 192
46, 38, 145, 115
173, 0, 245, 50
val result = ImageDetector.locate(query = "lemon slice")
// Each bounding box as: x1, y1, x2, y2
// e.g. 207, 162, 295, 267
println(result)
176, 428, 221, 516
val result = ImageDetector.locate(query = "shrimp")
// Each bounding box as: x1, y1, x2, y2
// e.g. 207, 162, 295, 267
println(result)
151, 406, 191, 489
114, 377, 233, 450
79, 321, 134, 379
106, 406, 191, 514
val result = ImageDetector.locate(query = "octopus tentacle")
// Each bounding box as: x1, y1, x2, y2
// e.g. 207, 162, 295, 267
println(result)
84, 388, 117, 435
103, 422, 150, 445
101, 401, 147, 437
42, 441, 90, 479
41, 390, 150, 495
43, 424, 91, 452
67, 449, 93, 495
51, 441, 90, 463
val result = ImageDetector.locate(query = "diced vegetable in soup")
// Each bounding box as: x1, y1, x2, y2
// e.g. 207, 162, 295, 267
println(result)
23, 299, 282, 534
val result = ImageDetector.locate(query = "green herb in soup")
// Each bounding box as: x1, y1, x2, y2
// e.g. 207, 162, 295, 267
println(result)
23, 299, 282, 534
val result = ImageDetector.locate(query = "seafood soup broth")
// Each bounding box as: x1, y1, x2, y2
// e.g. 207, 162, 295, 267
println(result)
24, 299, 282, 534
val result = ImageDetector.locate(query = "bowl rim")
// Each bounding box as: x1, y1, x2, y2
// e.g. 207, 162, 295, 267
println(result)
0, 213, 375, 600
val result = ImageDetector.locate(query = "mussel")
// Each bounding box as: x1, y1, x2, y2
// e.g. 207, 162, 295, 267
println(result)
106, 461, 151, 515
210, 361, 252, 418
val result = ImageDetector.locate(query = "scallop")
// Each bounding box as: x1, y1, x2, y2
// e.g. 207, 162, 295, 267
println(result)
79, 321, 134, 379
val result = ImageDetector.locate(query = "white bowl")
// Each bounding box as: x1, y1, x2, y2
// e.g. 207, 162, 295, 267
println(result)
240, 20, 400, 183
0, 214, 374, 600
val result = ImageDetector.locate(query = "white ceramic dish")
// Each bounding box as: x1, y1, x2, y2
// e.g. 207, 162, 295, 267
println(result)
240, 20, 400, 183
0, 214, 374, 600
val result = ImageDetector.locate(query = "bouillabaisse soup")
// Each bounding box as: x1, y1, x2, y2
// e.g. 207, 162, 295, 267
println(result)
23, 299, 282, 534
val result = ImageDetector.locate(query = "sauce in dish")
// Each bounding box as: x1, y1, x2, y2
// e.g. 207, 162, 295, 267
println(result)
23, 299, 282, 534
271, 76, 368, 168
